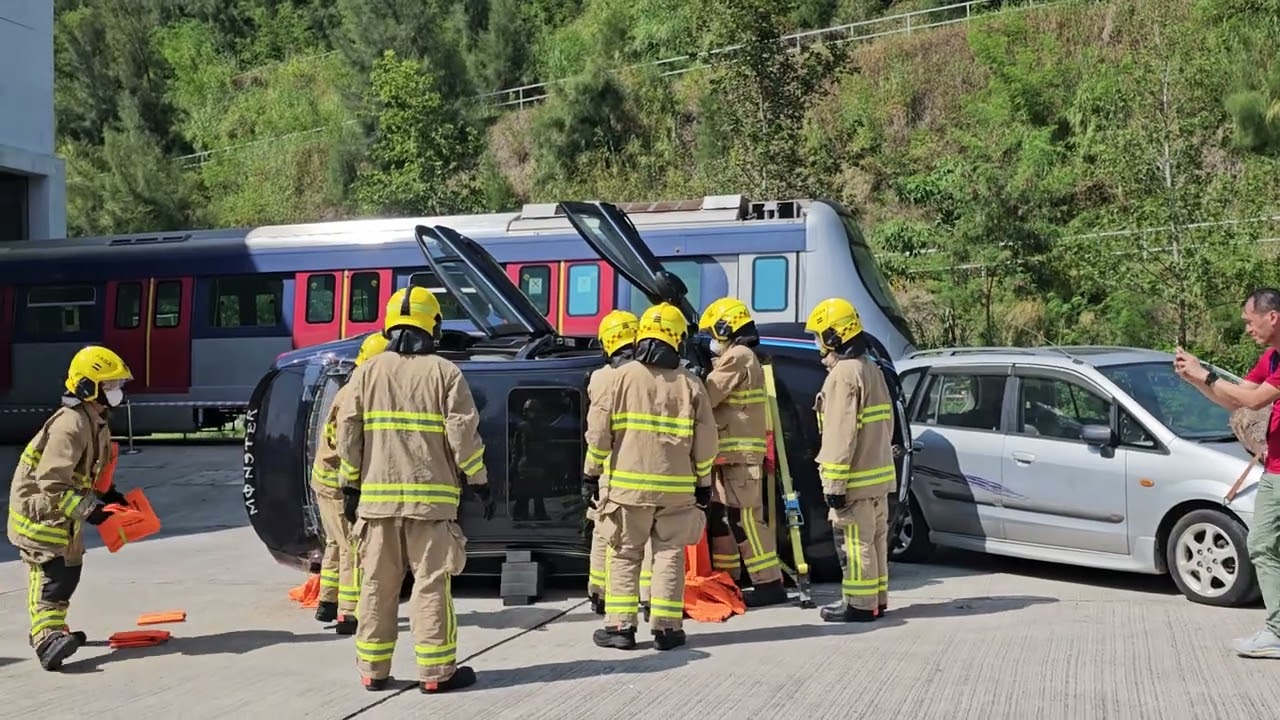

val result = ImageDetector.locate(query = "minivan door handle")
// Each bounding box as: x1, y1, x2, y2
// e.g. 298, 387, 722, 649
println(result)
1010, 451, 1036, 464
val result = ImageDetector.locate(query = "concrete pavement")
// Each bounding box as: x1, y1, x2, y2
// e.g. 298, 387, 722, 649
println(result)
1, 443, 1277, 719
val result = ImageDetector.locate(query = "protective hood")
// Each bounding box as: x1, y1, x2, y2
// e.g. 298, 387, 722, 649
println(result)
634, 338, 681, 369
730, 322, 761, 349
387, 327, 437, 355
610, 345, 635, 366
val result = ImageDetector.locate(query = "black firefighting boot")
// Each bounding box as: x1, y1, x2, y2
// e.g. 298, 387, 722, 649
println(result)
421, 666, 477, 694
315, 600, 338, 623
361, 676, 391, 692
36, 631, 83, 671
652, 628, 687, 651
819, 599, 878, 623
589, 593, 605, 615
879, 603, 889, 616
335, 615, 358, 636
593, 624, 637, 650
742, 580, 788, 608
639, 601, 651, 623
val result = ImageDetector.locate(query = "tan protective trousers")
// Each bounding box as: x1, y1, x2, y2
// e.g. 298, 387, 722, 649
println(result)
598, 501, 705, 631
588, 522, 653, 603
316, 492, 360, 614
23, 527, 85, 646
354, 516, 467, 683
830, 496, 889, 611
710, 464, 783, 584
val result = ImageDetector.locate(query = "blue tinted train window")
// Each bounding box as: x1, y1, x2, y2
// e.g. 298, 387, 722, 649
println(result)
752, 256, 788, 312
210, 275, 283, 328
628, 260, 702, 313
567, 264, 599, 316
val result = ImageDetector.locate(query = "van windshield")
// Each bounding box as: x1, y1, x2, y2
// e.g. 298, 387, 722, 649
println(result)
1098, 362, 1234, 440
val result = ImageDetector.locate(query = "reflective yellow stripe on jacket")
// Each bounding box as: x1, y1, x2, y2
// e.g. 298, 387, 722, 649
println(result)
820, 463, 896, 489
611, 412, 694, 436
359, 483, 462, 506
724, 388, 766, 406
857, 403, 893, 428
7, 507, 69, 546
364, 410, 445, 433
718, 437, 767, 454
609, 468, 697, 494
20, 445, 91, 487
311, 463, 339, 489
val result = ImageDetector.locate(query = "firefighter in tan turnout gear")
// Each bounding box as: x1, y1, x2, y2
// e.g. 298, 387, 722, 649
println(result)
311, 331, 388, 634
584, 310, 656, 618
336, 286, 495, 693
585, 302, 718, 651
697, 297, 787, 608
806, 298, 897, 622
7, 345, 134, 671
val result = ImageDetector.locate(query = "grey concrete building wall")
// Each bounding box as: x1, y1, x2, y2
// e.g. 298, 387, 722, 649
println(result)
0, 2, 66, 241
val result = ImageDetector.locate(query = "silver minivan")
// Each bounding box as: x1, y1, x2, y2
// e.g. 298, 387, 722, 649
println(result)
891, 345, 1260, 606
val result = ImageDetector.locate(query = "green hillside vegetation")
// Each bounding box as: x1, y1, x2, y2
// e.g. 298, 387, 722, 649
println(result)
53, 0, 1280, 369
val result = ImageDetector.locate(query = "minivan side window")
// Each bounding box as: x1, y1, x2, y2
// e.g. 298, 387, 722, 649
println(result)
914, 373, 1006, 432
1016, 376, 1110, 441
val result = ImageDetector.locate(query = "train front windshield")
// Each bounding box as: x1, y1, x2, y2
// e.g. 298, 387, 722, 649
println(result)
841, 214, 917, 348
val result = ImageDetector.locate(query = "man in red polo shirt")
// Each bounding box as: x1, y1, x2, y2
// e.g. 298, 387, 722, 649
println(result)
1176, 288, 1280, 659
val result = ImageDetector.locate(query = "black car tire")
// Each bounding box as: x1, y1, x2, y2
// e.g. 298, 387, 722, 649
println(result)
1166, 508, 1259, 607
890, 492, 934, 563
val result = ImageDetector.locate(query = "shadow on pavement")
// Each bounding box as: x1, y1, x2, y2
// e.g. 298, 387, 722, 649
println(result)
0, 657, 22, 669
471, 649, 713, 690
916, 548, 1182, 597
61, 630, 335, 674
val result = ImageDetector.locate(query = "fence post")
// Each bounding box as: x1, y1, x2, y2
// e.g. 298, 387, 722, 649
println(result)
121, 399, 140, 455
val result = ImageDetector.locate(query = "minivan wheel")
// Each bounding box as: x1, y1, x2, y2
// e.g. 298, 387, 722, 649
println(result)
1166, 509, 1257, 607
890, 493, 934, 563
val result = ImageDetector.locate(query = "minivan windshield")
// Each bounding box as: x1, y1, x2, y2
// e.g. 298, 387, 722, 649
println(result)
1099, 362, 1234, 440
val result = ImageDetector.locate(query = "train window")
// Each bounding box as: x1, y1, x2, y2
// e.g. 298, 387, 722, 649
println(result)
154, 281, 182, 328
751, 257, 789, 312
114, 283, 142, 330
25, 284, 95, 335
348, 272, 380, 324
507, 387, 583, 523
518, 265, 552, 316
408, 272, 467, 321
305, 274, 335, 324
209, 275, 283, 328
628, 260, 702, 312
566, 264, 600, 317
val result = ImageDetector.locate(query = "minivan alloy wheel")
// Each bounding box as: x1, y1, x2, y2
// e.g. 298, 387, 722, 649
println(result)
1174, 521, 1239, 599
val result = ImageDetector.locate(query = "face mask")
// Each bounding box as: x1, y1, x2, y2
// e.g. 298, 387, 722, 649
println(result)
709, 339, 724, 356
104, 388, 124, 407
821, 353, 837, 370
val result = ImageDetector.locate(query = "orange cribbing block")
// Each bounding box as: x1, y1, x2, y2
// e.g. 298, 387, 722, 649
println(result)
108, 629, 171, 648
137, 611, 186, 626
93, 442, 120, 494
763, 430, 777, 475
95, 488, 161, 553
289, 574, 321, 608
681, 528, 746, 623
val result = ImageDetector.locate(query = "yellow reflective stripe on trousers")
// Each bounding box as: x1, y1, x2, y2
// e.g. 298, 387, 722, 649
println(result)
609, 469, 696, 494
611, 412, 694, 436
8, 508, 69, 546
28, 567, 69, 637
820, 463, 896, 488
857, 403, 892, 428
649, 597, 683, 619
639, 568, 652, 588
742, 507, 780, 573
417, 575, 457, 667
363, 410, 445, 433
457, 447, 486, 477
605, 594, 639, 614
718, 437, 767, 454
359, 483, 461, 506
356, 639, 395, 663
311, 464, 339, 488
725, 388, 766, 406
842, 525, 878, 596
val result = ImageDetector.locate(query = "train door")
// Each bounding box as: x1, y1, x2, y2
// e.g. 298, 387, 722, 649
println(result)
146, 278, 193, 392
0, 286, 12, 394
104, 280, 150, 392
505, 262, 560, 330
341, 269, 391, 339
293, 271, 341, 349
736, 253, 797, 324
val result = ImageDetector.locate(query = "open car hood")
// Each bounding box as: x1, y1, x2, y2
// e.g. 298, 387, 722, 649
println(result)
415, 224, 557, 339
557, 201, 700, 331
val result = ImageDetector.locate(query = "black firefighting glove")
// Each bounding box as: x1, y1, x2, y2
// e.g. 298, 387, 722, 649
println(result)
99, 485, 127, 507
582, 476, 600, 509
694, 485, 712, 509
341, 486, 361, 524
84, 503, 112, 526
824, 493, 847, 510
472, 484, 495, 521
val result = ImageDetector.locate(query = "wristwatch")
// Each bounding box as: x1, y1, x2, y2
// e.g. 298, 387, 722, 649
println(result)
1205, 370, 1220, 387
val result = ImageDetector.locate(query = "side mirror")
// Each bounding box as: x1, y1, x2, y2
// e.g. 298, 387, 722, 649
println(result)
1081, 424, 1113, 446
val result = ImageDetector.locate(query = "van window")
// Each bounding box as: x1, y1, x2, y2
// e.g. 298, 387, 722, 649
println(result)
567, 263, 599, 317
752, 256, 788, 312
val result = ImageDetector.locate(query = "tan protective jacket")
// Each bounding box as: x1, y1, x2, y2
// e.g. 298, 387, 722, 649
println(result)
814, 356, 896, 501
335, 352, 488, 521
704, 343, 767, 464
583, 360, 629, 484
7, 403, 112, 553
584, 360, 718, 507
310, 381, 354, 500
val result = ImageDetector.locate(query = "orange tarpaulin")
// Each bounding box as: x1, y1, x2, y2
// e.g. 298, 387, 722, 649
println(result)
289, 574, 321, 608
683, 528, 746, 622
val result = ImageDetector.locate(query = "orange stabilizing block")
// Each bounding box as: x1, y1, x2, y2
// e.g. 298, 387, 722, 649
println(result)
289, 574, 321, 609
682, 529, 746, 623
108, 630, 171, 649
93, 442, 120, 494
96, 488, 161, 553
137, 611, 186, 626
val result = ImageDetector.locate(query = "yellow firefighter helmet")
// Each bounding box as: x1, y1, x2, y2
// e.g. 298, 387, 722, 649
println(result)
698, 297, 753, 341
384, 286, 441, 335
804, 297, 864, 353
355, 332, 389, 367
65, 345, 133, 401
597, 310, 639, 357
637, 303, 688, 350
